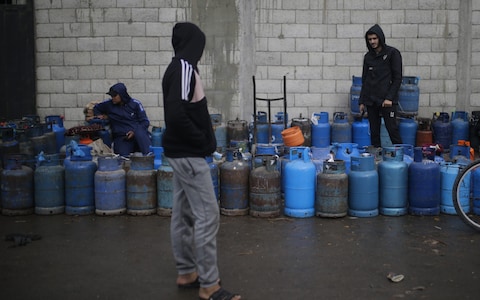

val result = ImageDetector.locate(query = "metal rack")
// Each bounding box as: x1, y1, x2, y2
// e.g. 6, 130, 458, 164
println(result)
252, 75, 287, 145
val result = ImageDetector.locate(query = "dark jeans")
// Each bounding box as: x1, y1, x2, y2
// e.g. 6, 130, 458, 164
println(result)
113, 129, 151, 156
366, 104, 403, 147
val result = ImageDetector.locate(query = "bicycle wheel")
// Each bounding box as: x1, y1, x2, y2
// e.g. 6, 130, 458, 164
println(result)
452, 160, 480, 231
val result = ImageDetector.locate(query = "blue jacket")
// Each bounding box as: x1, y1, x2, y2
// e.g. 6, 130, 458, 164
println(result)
94, 83, 150, 137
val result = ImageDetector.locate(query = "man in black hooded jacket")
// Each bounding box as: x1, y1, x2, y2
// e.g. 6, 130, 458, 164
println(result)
162, 22, 241, 300
359, 24, 403, 147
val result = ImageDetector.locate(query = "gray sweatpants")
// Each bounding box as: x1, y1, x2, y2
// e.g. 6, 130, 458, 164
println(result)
167, 157, 220, 288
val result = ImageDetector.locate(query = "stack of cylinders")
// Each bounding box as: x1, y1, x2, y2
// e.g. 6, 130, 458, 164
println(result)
348, 154, 379, 217
408, 147, 440, 215
378, 147, 408, 216
315, 159, 348, 218
249, 156, 281, 218
157, 156, 174, 216
64, 145, 97, 215
35, 153, 65, 215
126, 153, 157, 215
95, 156, 126, 216
1, 155, 34, 215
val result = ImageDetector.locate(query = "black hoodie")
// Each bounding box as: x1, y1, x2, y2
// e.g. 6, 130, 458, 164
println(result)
359, 24, 403, 106
162, 22, 216, 158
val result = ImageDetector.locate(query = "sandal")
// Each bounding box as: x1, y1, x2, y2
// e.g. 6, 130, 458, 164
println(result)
199, 287, 240, 300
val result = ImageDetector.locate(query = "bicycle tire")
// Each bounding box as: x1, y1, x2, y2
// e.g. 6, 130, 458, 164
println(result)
452, 159, 480, 232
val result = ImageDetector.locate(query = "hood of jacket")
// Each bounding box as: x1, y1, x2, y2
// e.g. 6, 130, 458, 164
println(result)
172, 22, 205, 69
108, 82, 132, 104
365, 24, 386, 52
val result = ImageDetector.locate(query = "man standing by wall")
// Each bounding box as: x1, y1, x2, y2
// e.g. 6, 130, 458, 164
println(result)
359, 24, 403, 148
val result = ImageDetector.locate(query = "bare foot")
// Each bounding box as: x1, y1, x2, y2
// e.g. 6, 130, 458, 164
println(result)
176, 271, 198, 286
199, 284, 241, 300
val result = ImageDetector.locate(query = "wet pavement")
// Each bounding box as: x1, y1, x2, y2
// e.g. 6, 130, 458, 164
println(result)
1, 213, 479, 300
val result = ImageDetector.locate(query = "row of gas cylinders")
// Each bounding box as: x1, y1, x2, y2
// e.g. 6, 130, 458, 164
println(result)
212, 110, 475, 156
3, 140, 476, 219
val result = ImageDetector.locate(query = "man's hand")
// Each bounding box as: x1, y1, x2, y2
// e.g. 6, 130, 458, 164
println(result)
359, 104, 365, 114
382, 99, 393, 107
125, 131, 134, 140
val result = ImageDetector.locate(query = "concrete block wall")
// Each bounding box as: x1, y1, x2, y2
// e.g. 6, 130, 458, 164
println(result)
33, 0, 479, 130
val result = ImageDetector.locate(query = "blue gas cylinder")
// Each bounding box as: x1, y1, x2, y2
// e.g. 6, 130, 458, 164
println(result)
399, 117, 418, 146
284, 147, 316, 218
348, 154, 379, 217
432, 112, 452, 150
151, 126, 163, 147
350, 76, 362, 115
310, 146, 332, 176
331, 143, 360, 174
249, 155, 281, 217
331, 112, 352, 143
220, 149, 250, 216
149, 146, 163, 169
398, 76, 420, 115
94, 156, 126, 215
352, 117, 370, 148
34, 153, 65, 215
64, 145, 97, 215
206, 156, 219, 202
393, 144, 414, 165
315, 159, 348, 217
378, 147, 408, 216
408, 147, 441, 215
471, 166, 480, 215
1, 155, 34, 215
211, 114, 227, 153
451, 111, 469, 145
0, 127, 20, 168
126, 153, 157, 215
157, 155, 174, 216
45, 115, 65, 153
440, 162, 470, 214
311, 112, 331, 147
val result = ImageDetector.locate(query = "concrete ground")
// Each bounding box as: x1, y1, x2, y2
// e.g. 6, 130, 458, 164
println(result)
1, 213, 479, 300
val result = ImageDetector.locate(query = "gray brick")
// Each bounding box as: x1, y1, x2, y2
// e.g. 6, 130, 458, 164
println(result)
36, 94, 51, 108
132, 37, 160, 51
65, 52, 91, 66
271, 10, 296, 24
295, 10, 323, 24
92, 23, 118, 37
419, 0, 447, 10
36, 53, 64, 66
337, 24, 365, 38
281, 24, 309, 38
119, 22, 146, 36
106, 66, 133, 78
78, 37, 105, 51
337, 52, 362, 66
36, 67, 51, 80
146, 79, 163, 93
37, 80, 64, 93
35, 9, 49, 23
281, 52, 308, 66
323, 66, 349, 79
351, 11, 377, 24
310, 80, 336, 93
118, 51, 146, 65
325, 10, 350, 24
146, 51, 171, 65
50, 38, 77, 51
64, 23, 92, 37
49, 9, 76, 23
76, 8, 105, 22
268, 38, 295, 52
36, 24, 64, 38
295, 93, 322, 107
309, 52, 336, 66
35, 0, 62, 9
406, 10, 433, 24
146, 23, 172, 37
105, 37, 132, 51
51, 93, 77, 108
132, 8, 159, 22
393, 0, 419, 9
255, 52, 281, 66
309, 24, 329, 38
405, 38, 432, 51
324, 39, 349, 52
64, 80, 91, 93
392, 24, 419, 38
296, 38, 323, 52
78, 66, 106, 79
92, 51, 119, 65
159, 8, 182, 22
343, 0, 365, 9
378, 10, 405, 24
133, 66, 160, 79
117, 0, 144, 8
51, 66, 78, 80
105, 8, 132, 22
36, 38, 50, 52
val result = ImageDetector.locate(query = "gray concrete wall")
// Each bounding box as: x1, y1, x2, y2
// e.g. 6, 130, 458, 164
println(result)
33, 0, 479, 129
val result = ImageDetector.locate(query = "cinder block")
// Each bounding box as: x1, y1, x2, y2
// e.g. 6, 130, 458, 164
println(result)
92, 51, 119, 65
79, 66, 105, 79
51, 66, 78, 80
65, 52, 91, 66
